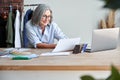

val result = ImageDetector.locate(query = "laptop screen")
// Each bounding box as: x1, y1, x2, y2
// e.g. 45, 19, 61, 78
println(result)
91, 28, 119, 52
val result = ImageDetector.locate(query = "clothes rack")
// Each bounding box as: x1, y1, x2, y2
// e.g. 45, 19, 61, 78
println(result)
24, 4, 39, 7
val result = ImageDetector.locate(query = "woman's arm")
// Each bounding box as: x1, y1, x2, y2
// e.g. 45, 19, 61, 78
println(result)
36, 43, 56, 49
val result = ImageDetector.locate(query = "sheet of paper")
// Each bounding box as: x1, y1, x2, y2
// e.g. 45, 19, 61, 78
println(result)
40, 52, 71, 56
52, 38, 80, 52
1, 53, 39, 58
4, 48, 31, 52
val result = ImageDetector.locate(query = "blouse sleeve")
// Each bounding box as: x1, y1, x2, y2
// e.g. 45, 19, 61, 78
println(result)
25, 21, 41, 48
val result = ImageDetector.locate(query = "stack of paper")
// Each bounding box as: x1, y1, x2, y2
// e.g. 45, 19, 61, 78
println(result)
40, 52, 71, 56
1, 49, 38, 59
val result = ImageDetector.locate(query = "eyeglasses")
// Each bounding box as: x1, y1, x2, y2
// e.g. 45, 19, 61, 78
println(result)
42, 15, 52, 19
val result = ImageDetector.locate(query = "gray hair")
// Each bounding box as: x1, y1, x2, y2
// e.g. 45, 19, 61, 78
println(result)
31, 4, 52, 25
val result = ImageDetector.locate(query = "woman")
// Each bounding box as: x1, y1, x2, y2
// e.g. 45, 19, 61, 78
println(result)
26, 4, 68, 48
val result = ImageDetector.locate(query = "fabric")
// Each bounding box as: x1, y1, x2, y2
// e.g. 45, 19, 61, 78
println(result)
6, 11, 13, 47
20, 11, 24, 47
23, 9, 33, 48
0, 16, 7, 47
14, 10, 21, 48
26, 20, 68, 48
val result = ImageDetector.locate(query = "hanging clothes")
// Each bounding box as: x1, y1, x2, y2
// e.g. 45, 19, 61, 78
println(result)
20, 11, 24, 47
6, 11, 14, 47
14, 10, 21, 48
23, 9, 33, 48
0, 16, 7, 47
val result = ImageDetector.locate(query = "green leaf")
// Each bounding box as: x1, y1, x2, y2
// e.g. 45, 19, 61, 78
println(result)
111, 65, 120, 80
101, 0, 120, 9
106, 74, 112, 80
81, 75, 95, 80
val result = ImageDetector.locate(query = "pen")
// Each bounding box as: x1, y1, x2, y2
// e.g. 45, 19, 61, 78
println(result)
12, 56, 31, 60
81, 44, 88, 53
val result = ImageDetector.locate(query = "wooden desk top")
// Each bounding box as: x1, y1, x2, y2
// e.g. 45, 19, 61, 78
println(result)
0, 47, 120, 71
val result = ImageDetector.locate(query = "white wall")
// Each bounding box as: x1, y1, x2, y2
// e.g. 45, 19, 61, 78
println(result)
24, 0, 120, 44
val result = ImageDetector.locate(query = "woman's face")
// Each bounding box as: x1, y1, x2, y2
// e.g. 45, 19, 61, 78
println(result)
40, 10, 51, 27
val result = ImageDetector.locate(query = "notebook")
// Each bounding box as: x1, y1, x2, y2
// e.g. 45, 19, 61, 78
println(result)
52, 37, 80, 52
86, 28, 119, 52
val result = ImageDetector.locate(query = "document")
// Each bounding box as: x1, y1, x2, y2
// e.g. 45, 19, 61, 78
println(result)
1, 52, 38, 58
40, 52, 71, 56
4, 48, 31, 52
52, 38, 80, 52
1, 49, 38, 59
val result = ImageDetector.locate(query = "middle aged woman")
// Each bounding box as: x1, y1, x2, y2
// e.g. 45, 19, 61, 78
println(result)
25, 4, 68, 48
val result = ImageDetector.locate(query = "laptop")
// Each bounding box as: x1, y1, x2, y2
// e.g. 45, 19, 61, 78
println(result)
86, 28, 120, 52
52, 37, 80, 52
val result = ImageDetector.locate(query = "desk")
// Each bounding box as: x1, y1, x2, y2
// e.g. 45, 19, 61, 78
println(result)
0, 47, 120, 80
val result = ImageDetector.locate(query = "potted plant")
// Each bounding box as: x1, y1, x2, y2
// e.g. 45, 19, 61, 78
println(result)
99, 0, 120, 28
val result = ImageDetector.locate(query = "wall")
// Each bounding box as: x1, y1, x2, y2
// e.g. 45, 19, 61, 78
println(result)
24, 0, 120, 45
